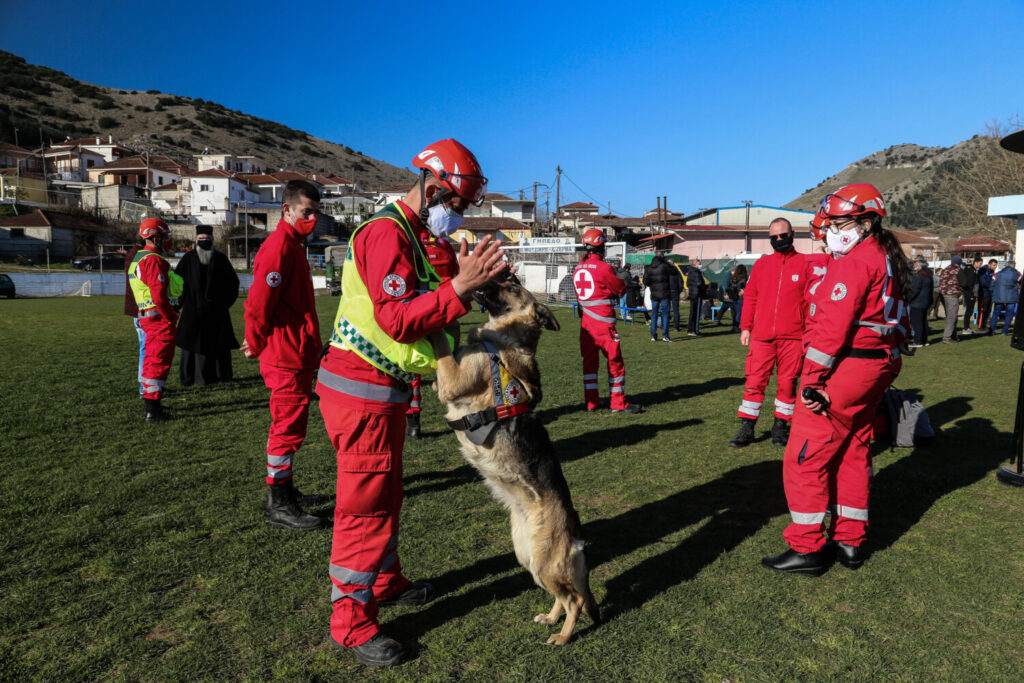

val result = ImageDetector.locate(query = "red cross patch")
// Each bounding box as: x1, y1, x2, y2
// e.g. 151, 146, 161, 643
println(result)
383, 273, 407, 297
573, 269, 595, 299
830, 282, 847, 301
266, 271, 282, 288
504, 380, 522, 405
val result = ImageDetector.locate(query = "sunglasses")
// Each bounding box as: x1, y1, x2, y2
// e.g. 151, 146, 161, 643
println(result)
437, 170, 489, 206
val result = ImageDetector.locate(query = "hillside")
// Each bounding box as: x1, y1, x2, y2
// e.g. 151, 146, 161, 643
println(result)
785, 136, 1023, 244
0, 50, 414, 189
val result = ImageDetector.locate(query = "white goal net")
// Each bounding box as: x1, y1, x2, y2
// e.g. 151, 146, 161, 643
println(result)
502, 241, 629, 307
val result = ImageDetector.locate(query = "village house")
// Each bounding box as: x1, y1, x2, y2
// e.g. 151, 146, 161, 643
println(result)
194, 151, 265, 175
464, 193, 536, 225
553, 201, 601, 231
450, 217, 532, 245
307, 173, 357, 196
93, 154, 190, 188
891, 229, 944, 261
952, 233, 1013, 261
0, 208, 117, 260
0, 142, 43, 173
186, 168, 260, 225
371, 185, 412, 210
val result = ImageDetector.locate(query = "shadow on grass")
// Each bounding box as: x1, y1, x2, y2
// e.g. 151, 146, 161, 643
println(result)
535, 376, 744, 423
387, 460, 784, 642
869, 394, 1009, 556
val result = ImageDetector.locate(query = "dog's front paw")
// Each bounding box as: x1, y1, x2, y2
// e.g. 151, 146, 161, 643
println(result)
546, 633, 571, 646
534, 613, 559, 625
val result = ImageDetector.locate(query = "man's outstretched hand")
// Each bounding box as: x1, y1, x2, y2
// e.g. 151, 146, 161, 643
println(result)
451, 236, 506, 301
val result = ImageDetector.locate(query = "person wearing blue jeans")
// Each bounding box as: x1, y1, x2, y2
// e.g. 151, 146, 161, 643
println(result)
649, 298, 670, 341
134, 317, 146, 395
989, 262, 1021, 336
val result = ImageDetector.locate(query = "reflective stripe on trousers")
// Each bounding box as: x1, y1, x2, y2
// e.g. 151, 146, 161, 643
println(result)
738, 399, 761, 418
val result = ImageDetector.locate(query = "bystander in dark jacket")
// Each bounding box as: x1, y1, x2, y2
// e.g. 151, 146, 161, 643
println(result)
908, 265, 934, 346
958, 260, 980, 333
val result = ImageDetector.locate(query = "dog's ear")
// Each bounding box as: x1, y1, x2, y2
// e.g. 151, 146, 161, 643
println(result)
534, 303, 560, 331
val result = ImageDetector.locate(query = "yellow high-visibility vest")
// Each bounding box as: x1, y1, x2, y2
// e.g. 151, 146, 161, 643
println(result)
329, 203, 451, 382
128, 249, 184, 313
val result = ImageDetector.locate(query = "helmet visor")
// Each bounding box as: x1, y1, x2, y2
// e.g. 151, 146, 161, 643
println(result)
439, 170, 488, 206
817, 193, 867, 219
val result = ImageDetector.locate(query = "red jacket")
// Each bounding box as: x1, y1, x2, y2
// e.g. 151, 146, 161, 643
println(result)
418, 228, 459, 281
740, 249, 811, 341
572, 253, 625, 324
802, 236, 910, 388
136, 246, 177, 324
321, 201, 468, 392
244, 218, 322, 370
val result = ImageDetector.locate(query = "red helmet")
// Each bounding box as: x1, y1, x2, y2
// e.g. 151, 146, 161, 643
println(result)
412, 139, 488, 206
139, 217, 170, 239
582, 228, 606, 247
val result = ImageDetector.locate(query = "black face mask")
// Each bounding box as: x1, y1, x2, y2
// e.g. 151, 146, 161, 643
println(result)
770, 233, 794, 252
197, 238, 213, 250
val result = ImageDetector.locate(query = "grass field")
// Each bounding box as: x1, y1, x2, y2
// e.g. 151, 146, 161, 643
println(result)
1, 295, 1022, 681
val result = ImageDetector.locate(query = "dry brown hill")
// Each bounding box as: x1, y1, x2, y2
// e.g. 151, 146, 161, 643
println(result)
785, 135, 1022, 245
0, 50, 414, 189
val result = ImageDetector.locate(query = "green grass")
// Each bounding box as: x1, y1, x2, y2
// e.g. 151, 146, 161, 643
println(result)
1, 297, 1022, 681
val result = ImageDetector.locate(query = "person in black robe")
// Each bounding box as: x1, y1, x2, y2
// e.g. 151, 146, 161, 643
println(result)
174, 225, 240, 385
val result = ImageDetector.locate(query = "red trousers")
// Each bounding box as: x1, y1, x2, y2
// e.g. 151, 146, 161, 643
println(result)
405, 375, 422, 415
319, 389, 410, 647
139, 315, 176, 401
782, 356, 897, 552
580, 320, 627, 410
738, 338, 802, 422
260, 361, 313, 485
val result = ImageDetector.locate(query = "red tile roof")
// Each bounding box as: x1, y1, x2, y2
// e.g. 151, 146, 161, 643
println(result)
98, 154, 189, 174
0, 209, 108, 233
561, 201, 599, 210
187, 168, 234, 178
239, 174, 282, 184
953, 233, 1012, 251
891, 229, 943, 244
0, 142, 36, 155
485, 193, 514, 201
151, 182, 180, 191
272, 171, 317, 183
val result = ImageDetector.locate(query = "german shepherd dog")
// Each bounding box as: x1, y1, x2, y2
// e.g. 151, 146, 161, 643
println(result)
428, 280, 600, 645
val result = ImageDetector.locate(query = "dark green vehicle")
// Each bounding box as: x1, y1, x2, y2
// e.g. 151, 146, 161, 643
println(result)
0, 273, 15, 299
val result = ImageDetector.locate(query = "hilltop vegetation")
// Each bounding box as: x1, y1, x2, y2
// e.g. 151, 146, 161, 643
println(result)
786, 134, 1024, 244
0, 50, 414, 188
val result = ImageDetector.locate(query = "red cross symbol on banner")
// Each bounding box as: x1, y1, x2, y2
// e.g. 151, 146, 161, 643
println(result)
574, 269, 595, 299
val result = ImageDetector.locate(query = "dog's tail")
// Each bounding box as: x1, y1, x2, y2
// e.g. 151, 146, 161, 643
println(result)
571, 538, 601, 624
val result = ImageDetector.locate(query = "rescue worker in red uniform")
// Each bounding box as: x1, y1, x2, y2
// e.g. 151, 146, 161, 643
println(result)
242, 180, 324, 531
731, 218, 810, 448
404, 225, 459, 439
573, 229, 641, 413
317, 139, 506, 666
128, 217, 181, 422
762, 183, 912, 576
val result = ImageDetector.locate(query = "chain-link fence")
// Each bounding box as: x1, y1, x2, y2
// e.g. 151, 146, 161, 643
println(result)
503, 242, 630, 307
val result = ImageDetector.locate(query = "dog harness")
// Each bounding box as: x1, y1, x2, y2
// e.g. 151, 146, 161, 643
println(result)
446, 341, 531, 445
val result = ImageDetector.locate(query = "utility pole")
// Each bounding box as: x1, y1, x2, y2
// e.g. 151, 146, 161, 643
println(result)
544, 190, 550, 234
555, 166, 561, 218
743, 199, 753, 253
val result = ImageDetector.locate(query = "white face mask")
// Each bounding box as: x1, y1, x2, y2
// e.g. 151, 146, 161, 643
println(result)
427, 202, 464, 237
826, 224, 862, 256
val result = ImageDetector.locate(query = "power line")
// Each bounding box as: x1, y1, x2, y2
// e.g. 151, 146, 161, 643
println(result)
559, 169, 644, 217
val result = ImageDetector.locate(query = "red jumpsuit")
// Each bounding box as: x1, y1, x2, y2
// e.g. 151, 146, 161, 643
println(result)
244, 219, 322, 486
737, 249, 813, 423
573, 253, 630, 411
317, 201, 469, 647
136, 248, 177, 401
406, 229, 459, 418
782, 236, 909, 552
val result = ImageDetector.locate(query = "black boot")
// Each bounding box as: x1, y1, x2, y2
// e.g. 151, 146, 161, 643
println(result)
830, 541, 864, 570
266, 483, 323, 531
761, 548, 828, 576
405, 412, 421, 440
144, 398, 170, 422
729, 418, 756, 447
335, 633, 405, 667
771, 418, 790, 447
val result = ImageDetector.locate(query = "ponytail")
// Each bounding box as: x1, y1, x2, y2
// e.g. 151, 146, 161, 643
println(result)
869, 217, 911, 297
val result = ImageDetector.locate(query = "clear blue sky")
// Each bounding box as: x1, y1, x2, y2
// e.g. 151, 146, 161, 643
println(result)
3, 1, 1022, 217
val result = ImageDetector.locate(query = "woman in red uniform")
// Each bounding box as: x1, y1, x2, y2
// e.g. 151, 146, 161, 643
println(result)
762, 183, 912, 576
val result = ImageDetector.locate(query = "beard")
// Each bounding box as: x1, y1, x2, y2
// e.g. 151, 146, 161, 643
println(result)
196, 245, 213, 266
